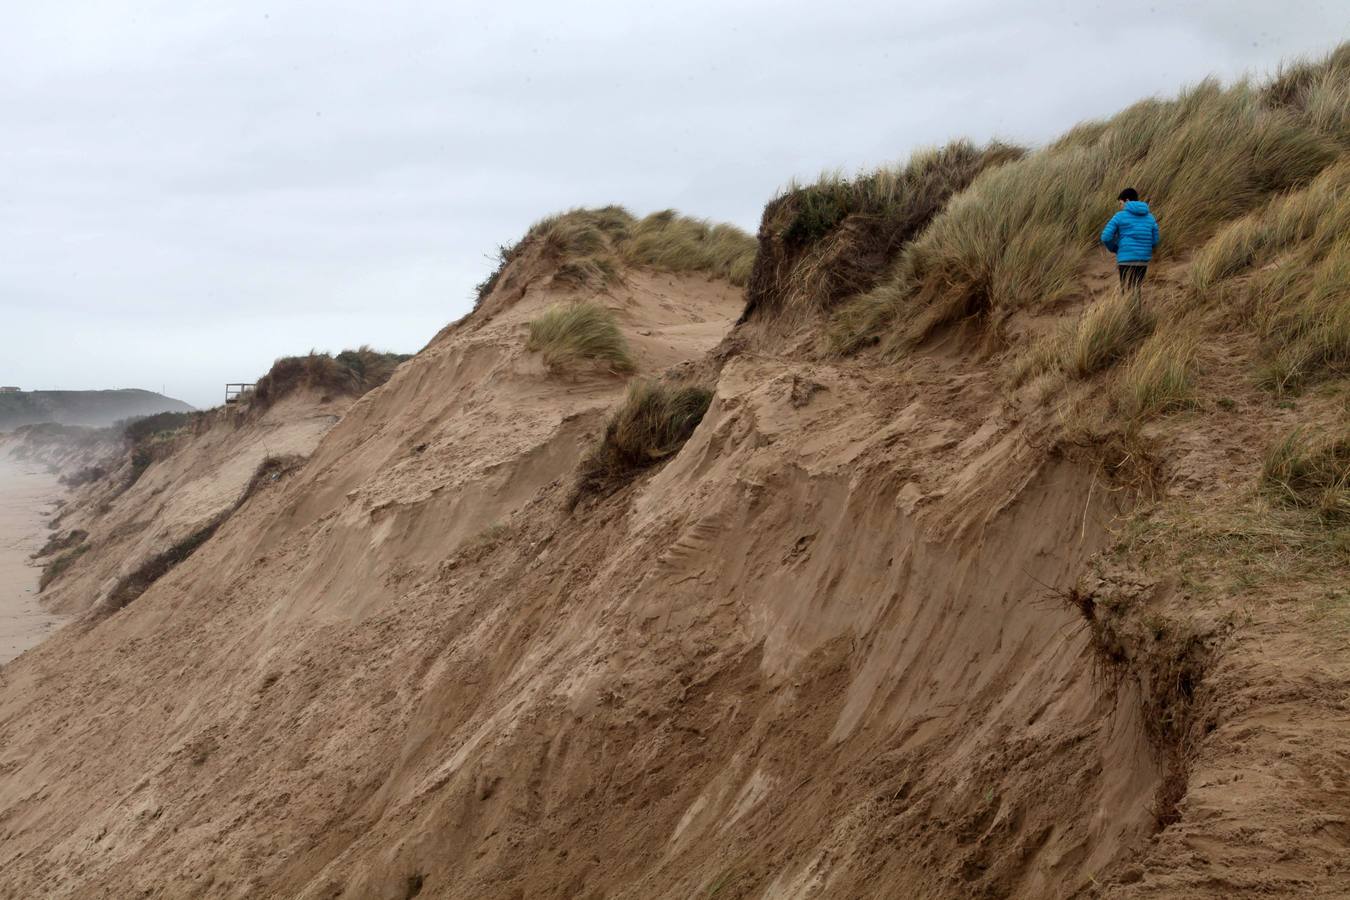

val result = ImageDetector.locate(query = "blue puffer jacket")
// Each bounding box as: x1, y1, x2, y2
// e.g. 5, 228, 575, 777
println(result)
1100, 200, 1160, 263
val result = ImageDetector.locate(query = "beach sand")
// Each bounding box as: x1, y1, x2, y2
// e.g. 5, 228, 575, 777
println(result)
0, 457, 66, 664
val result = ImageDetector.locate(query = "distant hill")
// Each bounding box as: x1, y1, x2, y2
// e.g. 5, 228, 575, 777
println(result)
0, 388, 194, 431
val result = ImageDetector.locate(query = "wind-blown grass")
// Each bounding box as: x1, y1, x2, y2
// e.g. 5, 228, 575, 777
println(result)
1068, 290, 1156, 377
833, 57, 1345, 355
621, 210, 757, 285
1189, 160, 1350, 296
575, 380, 713, 499
476, 207, 756, 303
1012, 289, 1154, 384
526, 301, 636, 374
749, 140, 1024, 324
1262, 427, 1350, 523
1186, 159, 1350, 392
1113, 330, 1200, 420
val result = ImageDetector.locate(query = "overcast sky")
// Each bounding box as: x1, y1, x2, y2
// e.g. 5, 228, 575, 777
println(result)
2, 1, 1344, 408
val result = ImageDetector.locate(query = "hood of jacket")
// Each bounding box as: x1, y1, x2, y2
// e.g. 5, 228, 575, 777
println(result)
1123, 200, 1151, 216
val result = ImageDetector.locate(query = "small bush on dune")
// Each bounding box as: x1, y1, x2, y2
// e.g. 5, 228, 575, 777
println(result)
122, 410, 199, 446
526, 301, 636, 374
574, 380, 713, 499
836, 51, 1345, 354
1262, 428, 1350, 523
252, 346, 410, 407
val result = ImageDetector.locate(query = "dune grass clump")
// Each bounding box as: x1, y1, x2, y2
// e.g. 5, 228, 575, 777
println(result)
1189, 160, 1350, 297
620, 210, 757, 286
480, 207, 756, 300
1067, 290, 1156, 377
1252, 244, 1350, 393
121, 410, 200, 446
1012, 289, 1154, 384
252, 346, 410, 407
1112, 331, 1200, 420
1186, 160, 1350, 393
1263, 43, 1350, 144
575, 380, 713, 499
526, 301, 635, 374
833, 54, 1345, 354
1262, 428, 1350, 523
748, 140, 1024, 323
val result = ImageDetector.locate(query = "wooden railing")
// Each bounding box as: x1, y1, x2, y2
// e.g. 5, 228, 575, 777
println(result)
225, 383, 255, 404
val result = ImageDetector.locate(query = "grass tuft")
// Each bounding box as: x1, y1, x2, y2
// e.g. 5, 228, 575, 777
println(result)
478, 207, 755, 302
1067, 291, 1156, 377
1262, 428, 1350, 523
575, 380, 713, 499
526, 302, 636, 374
621, 210, 757, 285
1113, 331, 1200, 419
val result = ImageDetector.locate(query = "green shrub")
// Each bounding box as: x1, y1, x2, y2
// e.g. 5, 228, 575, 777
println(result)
575, 380, 713, 498
526, 302, 636, 374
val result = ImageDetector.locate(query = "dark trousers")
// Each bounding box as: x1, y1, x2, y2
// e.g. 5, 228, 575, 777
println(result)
1118, 264, 1148, 288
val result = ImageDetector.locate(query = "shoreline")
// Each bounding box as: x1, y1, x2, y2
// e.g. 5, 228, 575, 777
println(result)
0, 457, 67, 665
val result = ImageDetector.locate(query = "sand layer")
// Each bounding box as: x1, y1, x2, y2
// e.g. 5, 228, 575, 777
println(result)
0, 458, 65, 665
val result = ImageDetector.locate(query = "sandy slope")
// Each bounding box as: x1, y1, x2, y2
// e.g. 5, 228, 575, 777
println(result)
0, 252, 1344, 899
0, 458, 65, 664
37, 392, 351, 618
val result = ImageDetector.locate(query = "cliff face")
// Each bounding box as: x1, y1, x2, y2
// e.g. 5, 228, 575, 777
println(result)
1, 49, 1348, 900
0, 245, 1271, 899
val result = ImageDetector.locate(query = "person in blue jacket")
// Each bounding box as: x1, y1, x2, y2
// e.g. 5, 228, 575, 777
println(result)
1100, 187, 1160, 289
